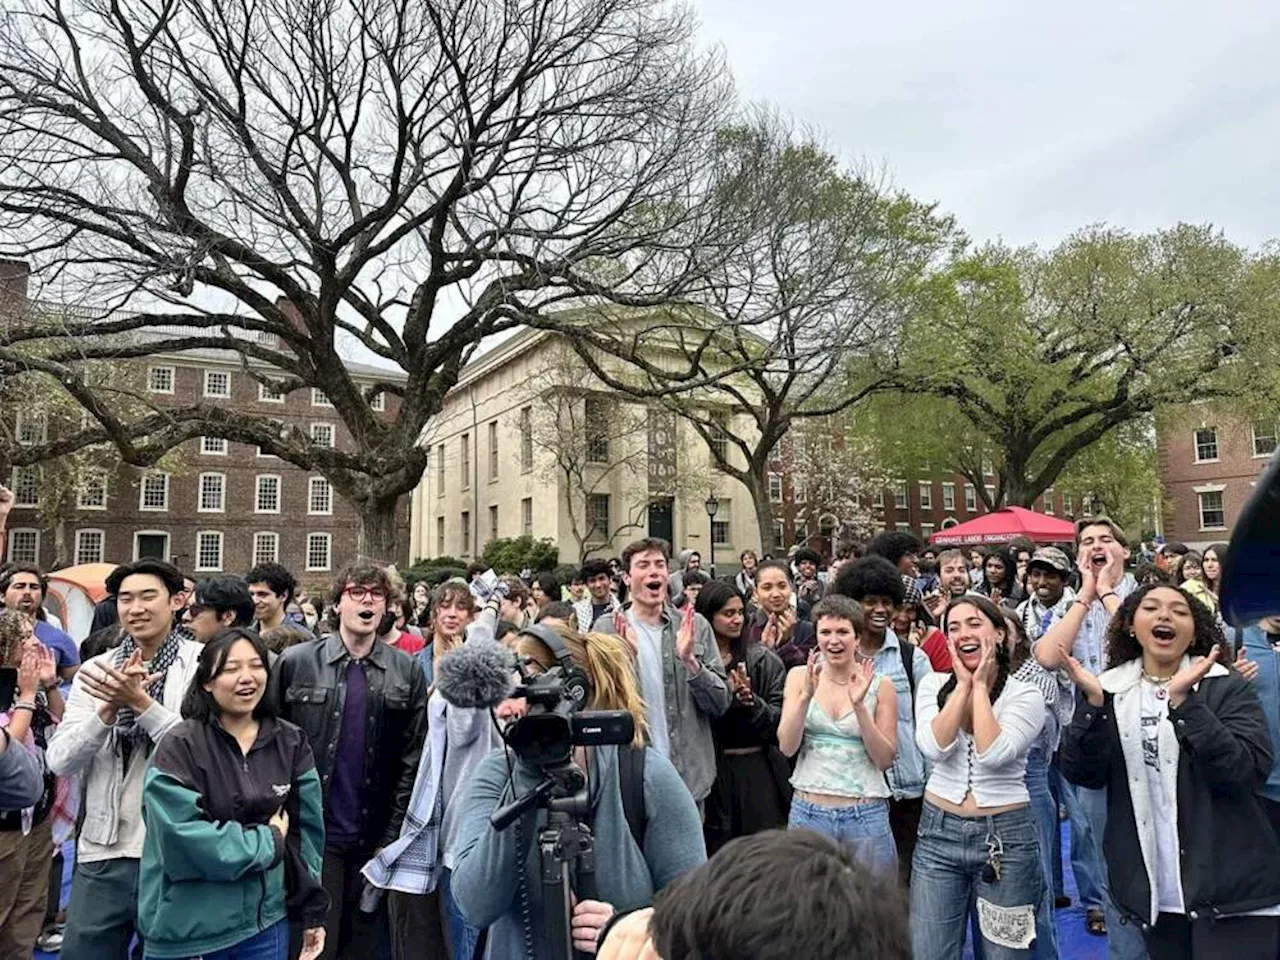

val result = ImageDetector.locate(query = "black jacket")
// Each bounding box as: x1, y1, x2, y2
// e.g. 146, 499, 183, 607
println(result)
269, 634, 428, 850
1060, 659, 1280, 929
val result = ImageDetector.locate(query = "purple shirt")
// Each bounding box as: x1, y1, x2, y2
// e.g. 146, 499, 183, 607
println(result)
325, 659, 369, 844
35, 620, 79, 672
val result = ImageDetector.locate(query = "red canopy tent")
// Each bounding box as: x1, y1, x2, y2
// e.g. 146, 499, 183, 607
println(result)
928, 506, 1075, 546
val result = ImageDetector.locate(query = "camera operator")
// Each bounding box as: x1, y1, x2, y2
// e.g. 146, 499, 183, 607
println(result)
450, 622, 706, 959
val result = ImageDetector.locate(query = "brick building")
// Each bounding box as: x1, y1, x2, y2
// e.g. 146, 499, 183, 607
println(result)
4, 266, 410, 587
1157, 405, 1275, 549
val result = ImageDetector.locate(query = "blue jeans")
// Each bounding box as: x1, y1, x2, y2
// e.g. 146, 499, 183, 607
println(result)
1060, 777, 1104, 910
441, 868, 480, 960
1070, 783, 1147, 960
1025, 750, 1060, 959
788, 797, 898, 876
911, 803, 1044, 960
169, 919, 288, 960
1047, 755, 1065, 899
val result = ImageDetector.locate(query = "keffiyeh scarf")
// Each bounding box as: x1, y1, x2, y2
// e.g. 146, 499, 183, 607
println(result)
111, 626, 187, 764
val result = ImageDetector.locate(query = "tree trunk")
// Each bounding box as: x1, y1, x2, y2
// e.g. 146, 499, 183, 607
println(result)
53, 515, 67, 569
747, 467, 777, 556
356, 498, 403, 564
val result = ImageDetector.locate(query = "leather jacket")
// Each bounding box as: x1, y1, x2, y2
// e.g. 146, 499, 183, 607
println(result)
269, 634, 428, 850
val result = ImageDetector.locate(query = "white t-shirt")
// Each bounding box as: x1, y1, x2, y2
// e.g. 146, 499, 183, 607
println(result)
629, 614, 670, 757
1140, 680, 1184, 913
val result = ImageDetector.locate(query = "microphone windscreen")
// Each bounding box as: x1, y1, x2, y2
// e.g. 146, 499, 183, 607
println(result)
1221, 452, 1280, 626
434, 638, 518, 708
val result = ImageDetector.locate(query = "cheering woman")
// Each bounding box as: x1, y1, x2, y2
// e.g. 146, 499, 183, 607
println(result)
911, 595, 1046, 959
694, 580, 791, 855
1059, 584, 1280, 958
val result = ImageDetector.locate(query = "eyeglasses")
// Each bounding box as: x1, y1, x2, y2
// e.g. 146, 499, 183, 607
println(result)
343, 585, 387, 602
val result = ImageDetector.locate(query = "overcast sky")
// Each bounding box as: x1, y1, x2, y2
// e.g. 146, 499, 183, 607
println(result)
690, 0, 1280, 249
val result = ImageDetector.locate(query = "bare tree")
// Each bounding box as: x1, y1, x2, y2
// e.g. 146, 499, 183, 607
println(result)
0, 0, 732, 558
775, 415, 883, 554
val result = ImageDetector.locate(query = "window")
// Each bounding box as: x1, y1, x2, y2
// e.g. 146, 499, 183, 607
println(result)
7, 529, 39, 564
964, 484, 977, 513
310, 423, 335, 448
74, 529, 104, 565
1043, 488, 1055, 516
1062, 492, 1074, 516
1254, 423, 1278, 458
460, 512, 471, 555
893, 480, 908, 510
258, 381, 285, 403
773, 520, 786, 548
196, 531, 224, 571
708, 412, 729, 464
369, 391, 386, 412
941, 482, 955, 512
435, 444, 445, 495
147, 365, 175, 394
201, 436, 228, 456
11, 468, 38, 508
77, 471, 108, 510
15, 410, 47, 445
312, 388, 332, 407
522, 497, 533, 536
203, 369, 231, 398
520, 407, 533, 473
985, 485, 997, 507
306, 533, 332, 571
585, 397, 610, 463
255, 475, 281, 513
308, 477, 333, 515
921, 523, 935, 540
587, 494, 610, 538
198, 473, 226, 512
139, 472, 170, 511
461, 433, 471, 489
794, 482, 806, 504
918, 482, 933, 510
489, 505, 499, 542
873, 489, 884, 509
768, 473, 783, 503
488, 421, 499, 481
794, 520, 808, 543
133, 531, 170, 561
1194, 427, 1219, 463
253, 532, 280, 565
1198, 490, 1226, 530
896, 522, 911, 533
436, 517, 445, 555
712, 500, 730, 545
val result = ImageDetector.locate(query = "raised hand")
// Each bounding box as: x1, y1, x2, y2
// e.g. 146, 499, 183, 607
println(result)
30, 642, 57, 690
1168, 647, 1220, 707
946, 635, 973, 686
761, 614, 780, 650
776, 607, 796, 644
675, 602, 698, 669
972, 633, 998, 689
17, 647, 40, 700
1236, 645, 1259, 683
803, 649, 822, 698
0, 484, 12, 522
923, 591, 947, 622
613, 609, 637, 655
847, 658, 875, 706
729, 664, 754, 705
1062, 650, 1104, 706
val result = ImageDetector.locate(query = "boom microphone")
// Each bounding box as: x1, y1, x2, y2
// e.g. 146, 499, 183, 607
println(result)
434, 638, 519, 708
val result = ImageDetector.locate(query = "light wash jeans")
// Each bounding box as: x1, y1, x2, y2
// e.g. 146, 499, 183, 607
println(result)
911, 803, 1044, 960
1060, 777, 1104, 910
788, 797, 898, 876
1025, 749, 1060, 959
1069, 783, 1147, 960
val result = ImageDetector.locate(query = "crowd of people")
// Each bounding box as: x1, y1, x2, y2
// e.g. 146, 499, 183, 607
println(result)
2, 476, 1279, 960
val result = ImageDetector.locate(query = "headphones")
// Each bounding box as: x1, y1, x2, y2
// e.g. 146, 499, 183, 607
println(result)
519, 622, 593, 711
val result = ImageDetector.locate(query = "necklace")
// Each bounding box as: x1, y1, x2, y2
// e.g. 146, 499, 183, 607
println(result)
824, 676, 851, 687
1142, 671, 1174, 700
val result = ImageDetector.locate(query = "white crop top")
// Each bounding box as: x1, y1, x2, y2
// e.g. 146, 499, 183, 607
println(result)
914, 672, 1045, 808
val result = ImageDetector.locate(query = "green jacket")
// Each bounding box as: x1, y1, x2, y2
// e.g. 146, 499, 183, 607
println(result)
139, 716, 324, 957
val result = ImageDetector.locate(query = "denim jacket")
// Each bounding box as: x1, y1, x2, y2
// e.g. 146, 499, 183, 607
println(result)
594, 605, 731, 801
1242, 625, 1280, 804
870, 629, 932, 801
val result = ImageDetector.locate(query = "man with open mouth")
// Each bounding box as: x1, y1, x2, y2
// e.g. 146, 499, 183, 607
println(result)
1033, 516, 1143, 956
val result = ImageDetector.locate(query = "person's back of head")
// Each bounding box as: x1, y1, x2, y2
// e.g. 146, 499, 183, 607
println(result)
193, 575, 256, 627
864, 531, 923, 569
260, 622, 315, 655
535, 600, 576, 624
649, 828, 909, 960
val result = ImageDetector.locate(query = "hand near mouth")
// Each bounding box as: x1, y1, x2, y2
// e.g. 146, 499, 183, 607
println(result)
972, 635, 997, 688
761, 614, 779, 650
946, 636, 973, 687
1168, 646, 1220, 707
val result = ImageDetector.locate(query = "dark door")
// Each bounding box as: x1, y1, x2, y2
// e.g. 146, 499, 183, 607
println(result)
648, 497, 674, 546
136, 533, 169, 560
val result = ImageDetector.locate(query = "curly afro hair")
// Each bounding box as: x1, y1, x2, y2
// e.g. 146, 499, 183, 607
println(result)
1105, 583, 1229, 670
832, 556, 905, 606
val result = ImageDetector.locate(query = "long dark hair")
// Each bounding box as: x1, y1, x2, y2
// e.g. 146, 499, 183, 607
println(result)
936, 595, 1012, 709
695, 579, 746, 662
978, 546, 1019, 598
1202, 543, 1229, 595
1104, 584, 1228, 669
1002, 610, 1033, 671
182, 628, 277, 722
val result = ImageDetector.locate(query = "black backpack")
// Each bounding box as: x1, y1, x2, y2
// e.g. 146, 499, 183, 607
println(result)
617, 743, 647, 850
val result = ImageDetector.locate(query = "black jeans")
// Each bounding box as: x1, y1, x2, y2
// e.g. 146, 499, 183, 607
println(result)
315, 843, 390, 960
889, 795, 924, 887
1145, 912, 1280, 960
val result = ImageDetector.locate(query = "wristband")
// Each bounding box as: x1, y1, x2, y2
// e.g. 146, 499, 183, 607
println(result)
1100, 592, 1118, 602
1073, 599, 1090, 609
12, 700, 37, 713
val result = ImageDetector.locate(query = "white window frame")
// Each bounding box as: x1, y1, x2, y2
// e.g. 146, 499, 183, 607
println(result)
873, 489, 884, 509
75, 528, 105, 565
488, 421, 499, 482
522, 497, 533, 536
10, 467, 38, 508
893, 480, 908, 510
489, 504, 499, 542
258, 381, 285, 403
1253, 423, 1278, 459
201, 436, 228, 456
1193, 427, 1220, 463
77, 471, 108, 510
1062, 493, 1074, 516
15, 409, 48, 445
985, 485, 997, 507
768, 473, 783, 503
369, 391, 386, 412
436, 517, 445, 555
1043, 487, 1055, 516
310, 422, 335, 448
203, 369, 231, 399
195, 530, 224, 572
255, 474, 282, 514
132, 530, 171, 562
252, 531, 280, 565
918, 482, 933, 510
197, 472, 226, 513
147, 365, 175, 395
306, 532, 333, 572
139, 471, 171, 512
964, 484, 977, 513
1195, 485, 1227, 531
773, 520, 786, 547
941, 482, 956, 512
6, 528, 40, 564
311, 388, 332, 408
921, 522, 935, 540
307, 476, 333, 516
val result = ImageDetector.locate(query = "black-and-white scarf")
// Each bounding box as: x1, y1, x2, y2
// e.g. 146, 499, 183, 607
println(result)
111, 626, 188, 763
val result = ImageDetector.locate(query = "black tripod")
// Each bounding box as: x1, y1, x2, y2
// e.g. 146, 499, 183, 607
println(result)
491, 760, 598, 960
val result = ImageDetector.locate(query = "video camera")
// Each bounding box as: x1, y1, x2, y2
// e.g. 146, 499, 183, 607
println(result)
502, 667, 635, 769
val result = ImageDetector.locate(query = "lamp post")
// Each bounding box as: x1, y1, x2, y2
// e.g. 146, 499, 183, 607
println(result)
704, 492, 720, 577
